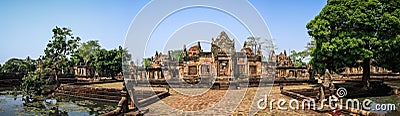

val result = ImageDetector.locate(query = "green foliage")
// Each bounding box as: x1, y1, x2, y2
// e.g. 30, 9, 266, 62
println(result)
307, 0, 400, 73
92, 46, 130, 78
42, 26, 81, 75
289, 40, 315, 67
307, 0, 400, 87
1, 57, 36, 73
169, 50, 183, 61
143, 58, 151, 68
290, 50, 307, 67
21, 70, 51, 95
72, 40, 101, 64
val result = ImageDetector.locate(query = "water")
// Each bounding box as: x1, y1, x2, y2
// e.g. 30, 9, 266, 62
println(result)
0, 91, 117, 116
364, 89, 400, 115
349, 95, 400, 116
339, 80, 400, 115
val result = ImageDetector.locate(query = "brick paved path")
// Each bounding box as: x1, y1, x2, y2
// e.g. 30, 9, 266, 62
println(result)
140, 85, 329, 116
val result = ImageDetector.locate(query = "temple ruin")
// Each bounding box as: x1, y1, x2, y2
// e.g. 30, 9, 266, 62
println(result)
127, 31, 271, 84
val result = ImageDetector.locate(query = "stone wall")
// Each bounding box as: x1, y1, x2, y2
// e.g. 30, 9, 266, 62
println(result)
0, 72, 24, 87
55, 84, 166, 103
55, 85, 123, 102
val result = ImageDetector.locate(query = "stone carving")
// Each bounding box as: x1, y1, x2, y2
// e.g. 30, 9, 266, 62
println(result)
276, 50, 292, 67
317, 69, 335, 102
212, 31, 235, 55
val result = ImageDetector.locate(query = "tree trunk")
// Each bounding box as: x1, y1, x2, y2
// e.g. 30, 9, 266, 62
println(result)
362, 58, 371, 88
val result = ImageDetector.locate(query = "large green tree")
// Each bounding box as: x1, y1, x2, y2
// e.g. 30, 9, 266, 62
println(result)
1, 57, 35, 73
72, 40, 101, 64
93, 46, 130, 79
307, 0, 400, 88
43, 27, 80, 80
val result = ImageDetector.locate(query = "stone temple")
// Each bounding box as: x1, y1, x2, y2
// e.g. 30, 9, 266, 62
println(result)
180, 31, 264, 83
128, 31, 275, 84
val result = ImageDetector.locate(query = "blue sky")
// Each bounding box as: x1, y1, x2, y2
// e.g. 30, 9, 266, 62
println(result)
0, 0, 326, 64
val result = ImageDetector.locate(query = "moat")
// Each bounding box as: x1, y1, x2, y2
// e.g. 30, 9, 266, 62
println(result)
0, 90, 117, 116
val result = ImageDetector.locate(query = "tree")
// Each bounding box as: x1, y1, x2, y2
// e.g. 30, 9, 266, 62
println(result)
21, 70, 51, 95
143, 58, 151, 68
307, 0, 400, 88
25, 56, 37, 73
246, 37, 261, 54
93, 49, 112, 78
1, 57, 36, 73
169, 50, 183, 61
92, 46, 130, 79
260, 37, 276, 58
289, 39, 315, 67
1, 58, 27, 73
43, 27, 80, 81
289, 50, 307, 67
246, 37, 276, 60
73, 40, 101, 64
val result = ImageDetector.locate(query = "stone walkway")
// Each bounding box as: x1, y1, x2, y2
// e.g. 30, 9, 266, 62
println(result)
139, 85, 329, 116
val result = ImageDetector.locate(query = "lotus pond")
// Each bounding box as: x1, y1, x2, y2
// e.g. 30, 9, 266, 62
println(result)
0, 90, 117, 116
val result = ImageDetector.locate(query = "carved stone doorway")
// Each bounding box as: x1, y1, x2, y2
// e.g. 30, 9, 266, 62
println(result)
218, 60, 229, 76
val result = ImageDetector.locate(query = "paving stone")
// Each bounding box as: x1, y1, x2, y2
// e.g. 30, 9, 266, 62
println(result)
140, 85, 329, 115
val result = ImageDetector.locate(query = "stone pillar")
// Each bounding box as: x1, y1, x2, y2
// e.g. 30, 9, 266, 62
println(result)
154, 71, 158, 80
74, 68, 78, 75
134, 71, 137, 80
83, 68, 87, 76
161, 71, 165, 79
137, 71, 141, 80
147, 72, 149, 80
153, 71, 156, 80
371, 66, 376, 73
345, 68, 350, 74
150, 71, 153, 80
121, 83, 129, 112
142, 71, 145, 80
